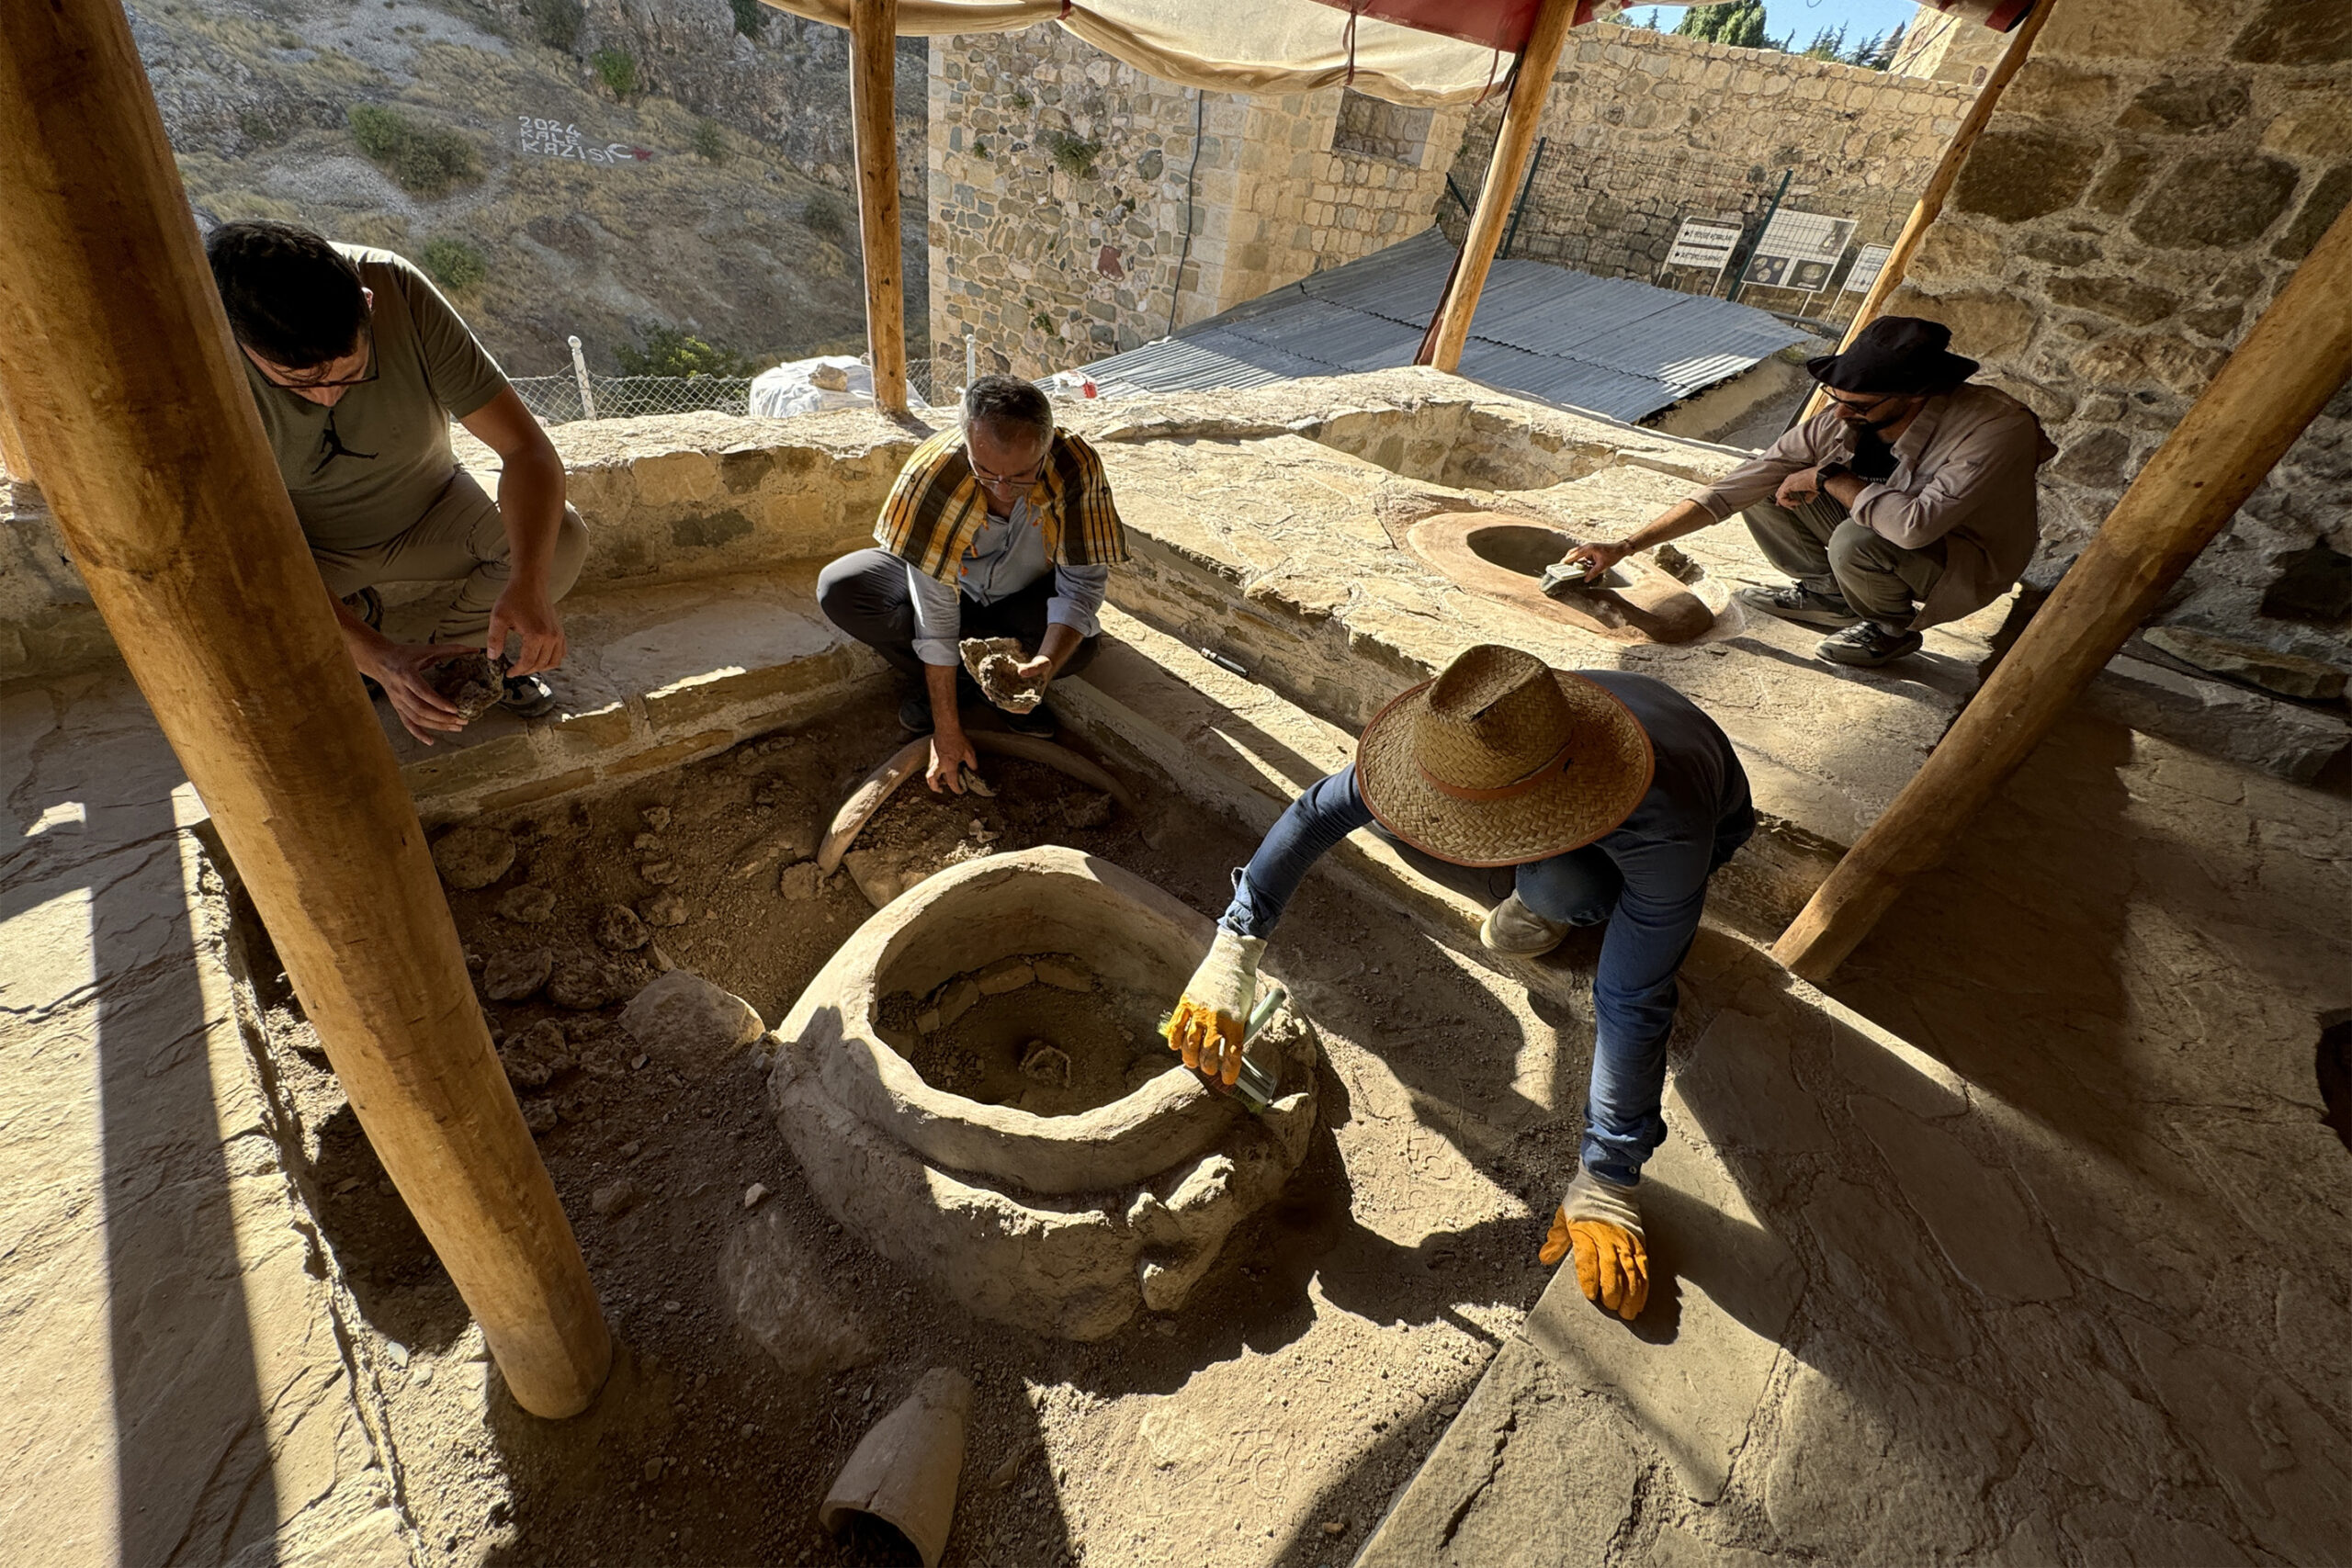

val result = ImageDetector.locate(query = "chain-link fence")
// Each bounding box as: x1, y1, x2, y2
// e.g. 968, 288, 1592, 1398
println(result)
1439, 136, 1916, 331
513, 359, 938, 426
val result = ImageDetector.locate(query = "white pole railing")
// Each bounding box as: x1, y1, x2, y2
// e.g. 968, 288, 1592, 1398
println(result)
567, 334, 597, 421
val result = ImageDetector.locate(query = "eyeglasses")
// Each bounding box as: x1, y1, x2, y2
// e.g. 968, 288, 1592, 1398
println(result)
1826, 390, 1899, 414
254, 323, 379, 391
970, 455, 1046, 489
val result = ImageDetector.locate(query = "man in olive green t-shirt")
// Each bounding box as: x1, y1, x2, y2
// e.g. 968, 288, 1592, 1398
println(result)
207, 220, 587, 742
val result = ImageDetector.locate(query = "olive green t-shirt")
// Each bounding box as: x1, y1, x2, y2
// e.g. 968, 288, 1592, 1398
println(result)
239, 244, 509, 552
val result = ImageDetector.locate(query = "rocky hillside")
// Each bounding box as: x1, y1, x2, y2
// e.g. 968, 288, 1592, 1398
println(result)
135, 0, 929, 378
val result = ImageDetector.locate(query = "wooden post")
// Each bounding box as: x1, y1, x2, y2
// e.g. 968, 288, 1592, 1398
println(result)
1800, 0, 2056, 420
1773, 198, 2352, 982
0, 0, 610, 1416
851, 0, 909, 414
1416, 0, 1575, 374
0, 382, 35, 488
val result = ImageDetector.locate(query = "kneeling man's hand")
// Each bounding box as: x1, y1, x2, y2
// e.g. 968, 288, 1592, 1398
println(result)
359, 641, 472, 746
490, 584, 566, 678
1774, 466, 1822, 508
927, 728, 980, 795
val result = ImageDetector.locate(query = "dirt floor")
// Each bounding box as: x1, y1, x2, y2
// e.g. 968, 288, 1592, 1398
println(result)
222, 693, 1643, 1568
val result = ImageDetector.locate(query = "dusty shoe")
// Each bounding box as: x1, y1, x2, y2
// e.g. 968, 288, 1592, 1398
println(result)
1817, 622, 1924, 668
1480, 891, 1569, 958
999, 700, 1058, 739
1736, 582, 1860, 629
500, 671, 559, 718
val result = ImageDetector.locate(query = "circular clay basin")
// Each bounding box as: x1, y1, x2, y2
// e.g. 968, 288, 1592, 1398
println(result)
1406, 511, 1733, 645
769, 845, 1318, 1340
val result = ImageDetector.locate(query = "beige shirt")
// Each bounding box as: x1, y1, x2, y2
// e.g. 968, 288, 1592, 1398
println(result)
239, 245, 509, 553
1692, 383, 2057, 628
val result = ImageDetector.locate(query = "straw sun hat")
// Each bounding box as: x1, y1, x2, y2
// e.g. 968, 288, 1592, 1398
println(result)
1356, 645, 1654, 868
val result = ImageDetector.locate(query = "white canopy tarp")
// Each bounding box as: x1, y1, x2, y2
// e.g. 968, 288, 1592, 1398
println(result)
759, 0, 1686, 106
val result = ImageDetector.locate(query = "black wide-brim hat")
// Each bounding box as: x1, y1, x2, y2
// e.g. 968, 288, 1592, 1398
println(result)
1807, 315, 1980, 395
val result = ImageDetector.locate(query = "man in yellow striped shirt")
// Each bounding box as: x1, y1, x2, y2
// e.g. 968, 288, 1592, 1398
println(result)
817, 376, 1129, 794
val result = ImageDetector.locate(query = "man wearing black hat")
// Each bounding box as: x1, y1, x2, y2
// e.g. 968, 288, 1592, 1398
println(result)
1563, 317, 2055, 667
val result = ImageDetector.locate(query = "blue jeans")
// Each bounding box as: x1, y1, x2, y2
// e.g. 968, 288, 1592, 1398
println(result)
1221, 765, 1752, 1186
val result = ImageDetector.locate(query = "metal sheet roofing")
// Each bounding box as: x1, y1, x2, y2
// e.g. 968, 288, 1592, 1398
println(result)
1080, 227, 1806, 425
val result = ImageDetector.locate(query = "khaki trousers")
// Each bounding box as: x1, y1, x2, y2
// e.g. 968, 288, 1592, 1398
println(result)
309, 470, 589, 642
1742, 494, 1945, 630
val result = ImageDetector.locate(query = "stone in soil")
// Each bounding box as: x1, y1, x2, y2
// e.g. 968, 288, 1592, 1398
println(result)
591, 1178, 640, 1217
597, 903, 651, 952
432, 825, 515, 890
777, 861, 822, 900
842, 846, 929, 908
481, 945, 552, 1002
523, 1100, 560, 1134
722, 1208, 875, 1382
499, 1018, 574, 1089
497, 884, 557, 923
548, 954, 637, 1010
960, 635, 1046, 710
620, 970, 765, 1067
639, 858, 679, 886
639, 890, 689, 927
641, 805, 672, 831
1060, 792, 1113, 830
976, 958, 1035, 996
427, 649, 504, 723
2143, 625, 2348, 701
1032, 955, 1092, 992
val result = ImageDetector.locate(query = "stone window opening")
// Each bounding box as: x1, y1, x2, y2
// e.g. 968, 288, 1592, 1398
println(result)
1332, 87, 1435, 166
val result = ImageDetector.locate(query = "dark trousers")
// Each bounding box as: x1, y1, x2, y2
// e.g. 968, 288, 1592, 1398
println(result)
815, 547, 1101, 686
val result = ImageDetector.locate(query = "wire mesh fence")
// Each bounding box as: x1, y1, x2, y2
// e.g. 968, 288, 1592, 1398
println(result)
1440, 135, 1917, 330
513, 359, 938, 426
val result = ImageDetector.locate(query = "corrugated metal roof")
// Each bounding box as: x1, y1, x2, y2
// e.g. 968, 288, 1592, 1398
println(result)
1080, 227, 1805, 424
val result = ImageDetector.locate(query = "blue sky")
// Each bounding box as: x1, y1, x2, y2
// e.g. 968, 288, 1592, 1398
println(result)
1623, 0, 1923, 51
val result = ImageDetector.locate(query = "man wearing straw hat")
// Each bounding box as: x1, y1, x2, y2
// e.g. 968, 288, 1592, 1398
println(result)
1163, 644, 1753, 1322
1562, 316, 2053, 669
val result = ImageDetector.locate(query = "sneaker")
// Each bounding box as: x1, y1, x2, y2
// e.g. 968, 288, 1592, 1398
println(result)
499, 671, 559, 718
1735, 582, 1861, 629
341, 586, 384, 631
999, 700, 1058, 739
1480, 891, 1569, 958
1817, 622, 1924, 668
899, 690, 935, 736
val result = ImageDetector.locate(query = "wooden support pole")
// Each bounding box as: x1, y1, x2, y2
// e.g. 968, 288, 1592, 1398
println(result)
851, 0, 909, 414
0, 0, 610, 1416
1416, 0, 1575, 374
1772, 199, 2352, 982
1800, 0, 2056, 420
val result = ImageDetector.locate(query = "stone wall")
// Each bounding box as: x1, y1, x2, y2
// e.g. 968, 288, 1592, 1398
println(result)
926, 26, 1463, 378
1444, 28, 1976, 307
1893, 0, 2352, 676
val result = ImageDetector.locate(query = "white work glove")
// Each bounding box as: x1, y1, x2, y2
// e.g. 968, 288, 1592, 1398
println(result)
1164, 927, 1264, 1091
1539, 1167, 1648, 1321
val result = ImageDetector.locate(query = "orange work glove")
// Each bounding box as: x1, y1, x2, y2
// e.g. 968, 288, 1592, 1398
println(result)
1539, 1168, 1648, 1321
1164, 928, 1264, 1090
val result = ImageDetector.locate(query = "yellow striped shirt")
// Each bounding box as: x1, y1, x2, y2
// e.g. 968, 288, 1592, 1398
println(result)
874, 426, 1128, 581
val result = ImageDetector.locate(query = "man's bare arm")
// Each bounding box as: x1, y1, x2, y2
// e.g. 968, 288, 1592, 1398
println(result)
1559, 498, 1720, 575
458, 386, 568, 674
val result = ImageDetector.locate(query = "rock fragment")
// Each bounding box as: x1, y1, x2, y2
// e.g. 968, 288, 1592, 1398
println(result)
597, 903, 650, 952
523, 1100, 560, 1134
591, 1179, 640, 1218
432, 825, 515, 890
639, 890, 689, 927
639, 859, 679, 886
960, 635, 1046, 710
548, 955, 635, 1010
427, 650, 504, 723
1032, 955, 1093, 992
641, 806, 672, 831
498, 1018, 574, 1089
975, 958, 1035, 996
932, 978, 981, 1029
621, 971, 765, 1067
777, 861, 822, 900
743, 1183, 769, 1209
481, 946, 552, 1003
497, 884, 557, 923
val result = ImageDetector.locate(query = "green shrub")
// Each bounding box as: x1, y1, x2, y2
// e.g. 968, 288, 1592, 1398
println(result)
613, 326, 756, 379
532, 0, 582, 52
729, 0, 765, 39
691, 118, 727, 163
803, 188, 851, 240
591, 47, 637, 99
346, 104, 481, 197
420, 236, 487, 290
237, 109, 285, 146
1038, 128, 1102, 180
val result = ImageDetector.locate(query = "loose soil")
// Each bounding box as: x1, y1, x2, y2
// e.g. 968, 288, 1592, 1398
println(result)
224, 693, 1626, 1568
876, 956, 1170, 1115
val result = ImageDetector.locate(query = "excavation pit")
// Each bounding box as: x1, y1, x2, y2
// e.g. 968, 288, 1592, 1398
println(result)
771, 844, 1319, 1340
